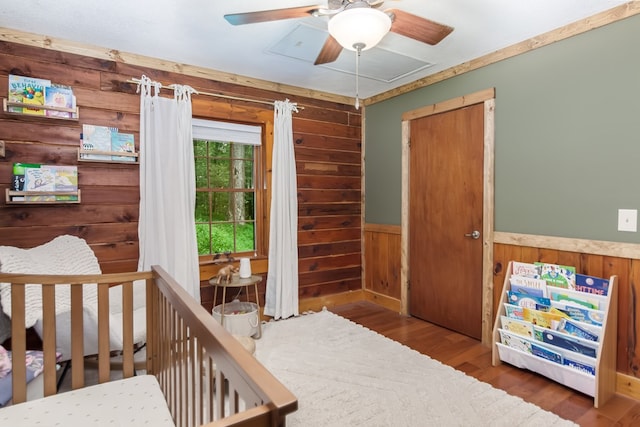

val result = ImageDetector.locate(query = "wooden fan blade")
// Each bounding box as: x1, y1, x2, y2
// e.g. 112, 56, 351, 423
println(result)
224, 5, 321, 25
387, 9, 454, 45
314, 35, 343, 65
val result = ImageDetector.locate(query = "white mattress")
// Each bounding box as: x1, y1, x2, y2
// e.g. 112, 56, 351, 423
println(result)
0, 375, 174, 426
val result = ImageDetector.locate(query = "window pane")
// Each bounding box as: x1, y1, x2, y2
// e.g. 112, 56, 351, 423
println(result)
212, 192, 231, 221
211, 223, 234, 253
195, 191, 209, 222
232, 159, 253, 189
193, 139, 207, 157
210, 158, 230, 188
236, 221, 255, 252
195, 223, 211, 255
242, 192, 255, 220
194, 154, 208, 188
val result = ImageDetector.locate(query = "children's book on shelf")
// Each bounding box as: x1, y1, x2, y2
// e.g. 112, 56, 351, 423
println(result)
556, 318, 599, 342
575, 273, 609, 296
507, 291, 550, 309
44, 84, 76, 118
504, 304, 524, 320
535, 262, 576, 289
533, 326, 598, 358
523, 307, 563, 329
8, 74, 50, 114
531, 342, 563, 364
500, 316, 534, 339
563, 355, 596, 376
549, 288, 603, 310
511, 261, 541, 278
81, 124, 118, 160
498, 329, 532, 353
11, 163, 41, 191
509, 275, 548, 297
12, 164, 78, 202
111, 132, 136, 162
549, 302, 604, 326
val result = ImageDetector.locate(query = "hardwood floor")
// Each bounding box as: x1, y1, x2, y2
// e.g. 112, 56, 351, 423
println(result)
329, 301, 640, 427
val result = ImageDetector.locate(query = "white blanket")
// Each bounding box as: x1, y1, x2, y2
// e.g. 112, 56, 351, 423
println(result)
0, 375, 175, 426
0, 235, 101, 327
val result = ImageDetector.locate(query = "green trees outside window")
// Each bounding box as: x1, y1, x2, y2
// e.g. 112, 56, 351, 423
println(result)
195, 139, 256, 255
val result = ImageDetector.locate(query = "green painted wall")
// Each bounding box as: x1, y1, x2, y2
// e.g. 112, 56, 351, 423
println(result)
365, 13, 640, 243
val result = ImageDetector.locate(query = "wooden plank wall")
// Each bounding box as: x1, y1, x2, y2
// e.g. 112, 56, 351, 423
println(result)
0, 40, 362, 310
363, 224, 639, 382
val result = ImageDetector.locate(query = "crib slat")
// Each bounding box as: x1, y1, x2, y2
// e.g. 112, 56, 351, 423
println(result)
121, 281, 134, 378
10, 284, 27, 404
70, 284, 85, 389
97, 283, 110, 383
41, 284, 57, 397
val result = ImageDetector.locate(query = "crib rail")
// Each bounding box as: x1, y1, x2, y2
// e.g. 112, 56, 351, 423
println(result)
0, 267, 297, 427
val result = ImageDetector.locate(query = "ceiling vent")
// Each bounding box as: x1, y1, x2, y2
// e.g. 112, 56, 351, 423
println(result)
268, 24, 434, 83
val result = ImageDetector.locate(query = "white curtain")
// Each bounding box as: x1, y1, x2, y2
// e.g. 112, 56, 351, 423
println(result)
264, 100, 299, 319
137, 75, 201, 302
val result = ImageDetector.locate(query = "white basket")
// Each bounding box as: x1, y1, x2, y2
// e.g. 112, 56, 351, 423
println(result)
212, 299, 259, 337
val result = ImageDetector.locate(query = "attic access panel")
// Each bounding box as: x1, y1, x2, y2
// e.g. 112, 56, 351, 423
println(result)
268, 24, 434, 83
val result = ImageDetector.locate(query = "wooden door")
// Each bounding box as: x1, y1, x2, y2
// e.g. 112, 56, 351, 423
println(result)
408, 103, 484, 339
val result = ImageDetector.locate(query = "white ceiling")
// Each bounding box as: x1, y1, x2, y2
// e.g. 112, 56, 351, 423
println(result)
0, 0, 630, 99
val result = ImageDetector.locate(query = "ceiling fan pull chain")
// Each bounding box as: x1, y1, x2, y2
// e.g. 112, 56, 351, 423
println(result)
354, 43, 364, 110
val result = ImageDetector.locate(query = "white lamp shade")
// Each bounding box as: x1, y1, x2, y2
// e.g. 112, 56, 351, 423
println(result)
328, 8, 392, 51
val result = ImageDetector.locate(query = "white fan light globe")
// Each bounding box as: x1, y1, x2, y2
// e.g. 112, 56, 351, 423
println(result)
328, 8, 392, 51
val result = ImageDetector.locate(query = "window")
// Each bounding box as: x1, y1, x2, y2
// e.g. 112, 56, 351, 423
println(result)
193, 119, 264, 257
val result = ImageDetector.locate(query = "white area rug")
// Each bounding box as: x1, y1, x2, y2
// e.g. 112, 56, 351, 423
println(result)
255, 309, 577, 427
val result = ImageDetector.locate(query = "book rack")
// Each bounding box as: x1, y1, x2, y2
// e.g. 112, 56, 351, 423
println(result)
491, 261, 618, 408
5, 188, 81, 204
77, 148, 139, 164
2, 98, 79, 120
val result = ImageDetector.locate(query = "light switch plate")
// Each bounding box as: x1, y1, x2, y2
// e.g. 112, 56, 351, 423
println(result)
618, 209, 637, 232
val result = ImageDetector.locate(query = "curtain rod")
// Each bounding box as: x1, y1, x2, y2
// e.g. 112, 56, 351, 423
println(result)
127, 78, 304, 109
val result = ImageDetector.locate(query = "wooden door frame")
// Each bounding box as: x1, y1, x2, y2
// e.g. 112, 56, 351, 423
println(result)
401, 88, 495, 345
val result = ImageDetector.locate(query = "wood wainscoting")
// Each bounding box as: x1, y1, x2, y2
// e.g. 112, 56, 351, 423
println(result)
363, 223, 640, 400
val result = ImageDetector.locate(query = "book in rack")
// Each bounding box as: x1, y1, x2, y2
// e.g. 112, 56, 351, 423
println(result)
491, 261, 618, 408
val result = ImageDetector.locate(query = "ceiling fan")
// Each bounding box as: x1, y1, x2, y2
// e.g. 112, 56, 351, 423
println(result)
224, 0, 454, 66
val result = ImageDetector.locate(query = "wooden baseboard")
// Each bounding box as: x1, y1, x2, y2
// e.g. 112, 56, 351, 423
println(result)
362, 290, 402, 313
617, 372, 640, 401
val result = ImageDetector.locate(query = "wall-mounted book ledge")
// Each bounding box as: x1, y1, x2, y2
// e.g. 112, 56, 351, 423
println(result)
77, 148, 139, 164
2, 98, 79, 120
5, 188, 81, 204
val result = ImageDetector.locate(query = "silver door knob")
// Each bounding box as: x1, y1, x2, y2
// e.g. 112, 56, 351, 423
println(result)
465, 230, 480, 239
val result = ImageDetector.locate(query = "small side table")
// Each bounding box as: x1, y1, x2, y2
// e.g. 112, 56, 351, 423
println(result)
209, 274, 262, 339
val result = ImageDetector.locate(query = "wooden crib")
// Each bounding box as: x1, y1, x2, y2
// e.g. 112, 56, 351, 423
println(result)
0, 266, 297, 426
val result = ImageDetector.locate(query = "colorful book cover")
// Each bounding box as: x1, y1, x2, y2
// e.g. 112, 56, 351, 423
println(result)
24, 167, 55, 192
8, 74, 50, 114
111, 132, 136, 162
44, 84, 75, 118
509, 275, 548, 297
50, 165, 79, 201
82, 124, 118, 160
499, 329, 532, 353
550, 302, 604, 326
12, 163, 41, 191
556, 318, 599, 342
531, 342, 563, 364
504, 303, 524, 320
563, 357, 596, 376
575, 273, 609, 296
550, 290, 601, 310
24, 166, 56, 201
507, 291, 550, 310
522, 307, 563, 329
535, 262, 576, 289
500, 316, 534, 339
511, 261, 540, 278
534, 327, 598, 358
